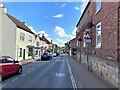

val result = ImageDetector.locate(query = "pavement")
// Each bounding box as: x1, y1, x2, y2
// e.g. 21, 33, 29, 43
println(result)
20, 58, 40, 65
67, 55, 117, 88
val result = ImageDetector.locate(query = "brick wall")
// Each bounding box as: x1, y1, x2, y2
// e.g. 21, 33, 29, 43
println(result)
77, 1, 119, 88
92, 2, 119, 61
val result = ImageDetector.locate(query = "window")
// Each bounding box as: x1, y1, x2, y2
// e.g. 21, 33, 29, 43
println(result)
20, 33, 25, 41
36, 42, 39, 46
83, 33, 86, 47
96, 22, 101, 48
6, 57, 14, 63
28, 35, 32, 42
19, 48, 22, 57
36, 50, 38, 55
0, 58, 6, 63
96, 0, 101, 13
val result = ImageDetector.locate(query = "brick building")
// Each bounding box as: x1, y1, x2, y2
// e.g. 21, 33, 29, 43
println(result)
76, 1, 120, 88
69, 37, 78, 58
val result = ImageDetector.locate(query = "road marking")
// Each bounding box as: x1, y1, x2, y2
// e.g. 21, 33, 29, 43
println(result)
28, 71, 31, 73
56, 60, 65, 62
21, 74, 25, 76
0, 84, 6, 88
12, 78, 18, 82
66, 57, 78, 90
56, 73, 65, 77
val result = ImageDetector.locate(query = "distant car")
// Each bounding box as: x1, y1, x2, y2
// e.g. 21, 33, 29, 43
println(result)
0, 56, 22, 80
52, 53, 57, 57
41, 52, 52, 60
56, 52, 60, 56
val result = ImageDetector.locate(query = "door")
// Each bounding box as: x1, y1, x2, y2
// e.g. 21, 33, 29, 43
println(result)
4, 57, 17, 74
23, 49, 25, 60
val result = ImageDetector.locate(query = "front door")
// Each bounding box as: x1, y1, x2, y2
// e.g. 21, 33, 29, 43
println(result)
23, 49, 25, 60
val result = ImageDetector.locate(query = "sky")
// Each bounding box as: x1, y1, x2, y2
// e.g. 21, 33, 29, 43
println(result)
3, 1, 88, 47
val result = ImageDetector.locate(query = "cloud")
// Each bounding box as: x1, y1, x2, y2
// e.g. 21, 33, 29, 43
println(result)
56, 38, 67, 47
37, 30, 51, 41
54, 26, 75, 40
60, 3, 66, 8
74, 6, 80, 10
54, 26, 67, 38
80, 0, 89, 14
72, 27, 77, 35
52, 14, 64, 18
28, 26, 36, 34
26, 24, 36, 34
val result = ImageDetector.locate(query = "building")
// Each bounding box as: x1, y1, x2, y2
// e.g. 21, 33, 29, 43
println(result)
40, 34, 51, 53
34, 34, 42, 59
69, 38, 78, 58
76, 1, 120, 88
0, 3, 35, 61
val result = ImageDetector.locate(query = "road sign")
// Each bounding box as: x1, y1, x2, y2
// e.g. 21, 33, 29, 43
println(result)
84, 29, 91, 43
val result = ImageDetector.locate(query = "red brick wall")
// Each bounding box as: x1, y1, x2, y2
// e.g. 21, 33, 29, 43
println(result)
78, 2, 119, 61
118, 6, 120, 61
70, 38, 77, 49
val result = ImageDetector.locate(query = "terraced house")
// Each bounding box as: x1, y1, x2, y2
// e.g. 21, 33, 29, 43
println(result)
76, 0, 120, 88
0, 3, 35, 61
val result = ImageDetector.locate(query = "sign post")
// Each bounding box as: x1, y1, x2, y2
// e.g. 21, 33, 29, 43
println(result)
84, 29, 91, 71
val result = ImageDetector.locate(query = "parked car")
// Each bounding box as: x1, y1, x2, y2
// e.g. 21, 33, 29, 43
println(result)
41, 52, 52, 60
52, 53, 57, 57
0, 56, 22, 80
56, 52, 60, 56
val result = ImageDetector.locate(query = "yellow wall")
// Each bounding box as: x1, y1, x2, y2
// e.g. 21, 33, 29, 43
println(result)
16, 28, 35, 61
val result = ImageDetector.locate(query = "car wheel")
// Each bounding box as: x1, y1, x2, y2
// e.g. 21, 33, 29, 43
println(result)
17, 67, 22, 74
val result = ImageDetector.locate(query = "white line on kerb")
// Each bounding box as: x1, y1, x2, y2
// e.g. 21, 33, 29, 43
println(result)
12, 78, 18, 82
28, 71, 31, 73
0, 84, 6, 88
66, 57, 77, 90
21, 74, 25, 76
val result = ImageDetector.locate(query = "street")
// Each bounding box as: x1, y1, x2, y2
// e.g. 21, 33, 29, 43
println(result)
1, 55, 75, 88
1, 54, 116, 89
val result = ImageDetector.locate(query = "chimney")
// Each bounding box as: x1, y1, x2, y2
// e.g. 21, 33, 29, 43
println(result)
0, 2, 3, 8
42, 34, 44, 37
0, 2, 7, 13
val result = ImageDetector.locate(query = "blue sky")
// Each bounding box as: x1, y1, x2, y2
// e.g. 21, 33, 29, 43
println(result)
3, 1, 88, 47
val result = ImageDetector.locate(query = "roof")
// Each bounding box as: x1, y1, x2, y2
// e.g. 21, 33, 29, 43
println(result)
70, 37, 77, 42
41, 36, 51, 44
6, 14, 34, 35
76, 2, 90, 27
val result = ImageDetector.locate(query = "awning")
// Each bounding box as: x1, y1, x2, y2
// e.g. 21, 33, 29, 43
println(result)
27, 45, 34, 48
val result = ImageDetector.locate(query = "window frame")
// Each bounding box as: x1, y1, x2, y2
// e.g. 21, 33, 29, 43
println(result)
96, 0, 102, 14
96, 22, 102, 48
20, 32, 25, 41
28, 35, 32, 42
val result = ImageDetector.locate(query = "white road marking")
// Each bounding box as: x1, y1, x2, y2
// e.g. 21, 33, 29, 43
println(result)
32, 69, 35, 71
56, 73, 65, 77
21, 74, 25, 76
28, 71, 31, 73
12, 78, 18, 82
66, 57, 78, 89
56, 60, 65, 62
0, 84, 6, 88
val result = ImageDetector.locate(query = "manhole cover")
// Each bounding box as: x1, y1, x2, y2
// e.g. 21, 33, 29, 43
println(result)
56, 73, 65, 77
